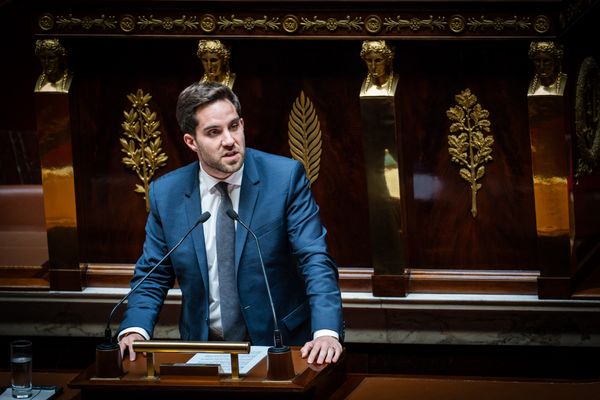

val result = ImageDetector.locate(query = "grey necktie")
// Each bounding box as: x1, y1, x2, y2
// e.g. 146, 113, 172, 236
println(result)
215, 182, 247, 341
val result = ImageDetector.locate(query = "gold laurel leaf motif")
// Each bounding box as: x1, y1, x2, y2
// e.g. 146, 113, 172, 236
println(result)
121, 89, 168, 212
446, 88, 494, 218
288, 91, 323, 185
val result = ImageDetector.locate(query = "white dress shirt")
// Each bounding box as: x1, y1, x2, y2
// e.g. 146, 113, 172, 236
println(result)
200, 165, 244, 339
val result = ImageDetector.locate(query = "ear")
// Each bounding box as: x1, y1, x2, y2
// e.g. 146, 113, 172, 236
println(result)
183, 133, 198, 152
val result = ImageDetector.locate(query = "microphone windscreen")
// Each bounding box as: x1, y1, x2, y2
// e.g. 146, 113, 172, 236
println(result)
199, 211, 211, 223
226, 208, 239, 220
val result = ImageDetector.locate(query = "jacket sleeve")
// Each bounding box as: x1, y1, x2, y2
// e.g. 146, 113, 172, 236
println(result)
285, 162, 344, 337
118, 181, 176, 338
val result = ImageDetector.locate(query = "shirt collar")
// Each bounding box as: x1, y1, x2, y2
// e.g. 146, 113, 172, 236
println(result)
199, 162, 244, 191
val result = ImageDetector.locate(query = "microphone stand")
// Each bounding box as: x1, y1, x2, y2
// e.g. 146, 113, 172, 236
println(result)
94, 212, 210, 378
226, 209, 295, 381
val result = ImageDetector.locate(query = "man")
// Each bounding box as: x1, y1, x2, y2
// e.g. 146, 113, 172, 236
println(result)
118, 82, 343, 365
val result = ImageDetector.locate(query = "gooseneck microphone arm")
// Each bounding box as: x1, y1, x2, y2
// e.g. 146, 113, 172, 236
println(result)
225, 209, 284, 348
104, 211, 211, 345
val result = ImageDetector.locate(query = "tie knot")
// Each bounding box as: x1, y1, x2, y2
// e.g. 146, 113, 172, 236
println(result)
215, 181, 229, 197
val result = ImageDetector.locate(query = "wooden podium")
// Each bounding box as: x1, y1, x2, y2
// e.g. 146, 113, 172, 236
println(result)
69, 347, 345, 399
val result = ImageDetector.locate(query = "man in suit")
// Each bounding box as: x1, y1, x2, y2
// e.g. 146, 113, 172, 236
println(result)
118, 82, 343, 365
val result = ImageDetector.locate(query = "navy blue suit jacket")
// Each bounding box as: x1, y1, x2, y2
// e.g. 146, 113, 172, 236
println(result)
119, 148, 343, 346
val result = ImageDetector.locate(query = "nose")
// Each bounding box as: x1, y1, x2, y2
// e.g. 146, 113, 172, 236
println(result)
222, 129, 235, 146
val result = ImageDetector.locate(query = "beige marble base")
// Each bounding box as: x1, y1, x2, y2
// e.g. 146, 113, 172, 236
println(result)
0, 290, 599, 347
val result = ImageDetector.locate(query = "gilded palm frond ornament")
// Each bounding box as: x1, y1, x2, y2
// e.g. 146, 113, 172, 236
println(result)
446, 88, 494, 218
288, 91, 322, 185
120, 89, 168, 212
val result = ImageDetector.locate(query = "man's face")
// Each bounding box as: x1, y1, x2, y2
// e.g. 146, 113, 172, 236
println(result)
183, 99, 245, 180
201, 52, 223, 81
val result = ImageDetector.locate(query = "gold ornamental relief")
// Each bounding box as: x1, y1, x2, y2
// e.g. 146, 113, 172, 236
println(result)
446, 88, 494, 218
301, 16, 363, 32
383, 15, 447, 31
121, 89, 168, 212
56, 14, 117, 29
218, 15, 281, 31
288, 91, 323, 185
138, 15, 199, 31
467, 15, 531, 31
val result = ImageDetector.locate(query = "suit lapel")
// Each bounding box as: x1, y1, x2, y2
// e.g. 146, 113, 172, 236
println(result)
184, 162, 209, 295
236, 150, 260, 269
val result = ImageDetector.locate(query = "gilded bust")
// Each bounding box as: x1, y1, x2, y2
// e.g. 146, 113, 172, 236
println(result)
34, 39, 73, 93
359, 40, 398, 97
528, 41, 567, 96
197, 40, 235, 89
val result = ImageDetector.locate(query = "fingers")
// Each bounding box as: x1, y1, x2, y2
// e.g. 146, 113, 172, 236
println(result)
127, 340, 137, 361
301, 336, 342, 365
119, 340, 127, 359
118, 333, 146, 362
300, 341, 314, 359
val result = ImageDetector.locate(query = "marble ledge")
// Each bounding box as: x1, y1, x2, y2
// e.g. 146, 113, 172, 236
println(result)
1, 289, 599, 346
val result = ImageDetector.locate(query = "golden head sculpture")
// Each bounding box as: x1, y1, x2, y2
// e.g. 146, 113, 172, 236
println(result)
360, 40, 397, 96
34, 38, 72, 93
197, 40, 235, 88
528, 41, 566, 96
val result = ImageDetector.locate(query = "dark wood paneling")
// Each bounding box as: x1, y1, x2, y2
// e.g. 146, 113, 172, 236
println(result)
68, 39, 371, 266
401, 41, 538, 270
64, 38, 542, 273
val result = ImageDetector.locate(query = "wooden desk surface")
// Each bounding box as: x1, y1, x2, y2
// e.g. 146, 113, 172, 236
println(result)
332, 374, 600, 400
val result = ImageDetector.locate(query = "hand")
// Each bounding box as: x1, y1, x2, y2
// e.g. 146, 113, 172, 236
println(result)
300, 335, 342, 365
118, 332, 146, 361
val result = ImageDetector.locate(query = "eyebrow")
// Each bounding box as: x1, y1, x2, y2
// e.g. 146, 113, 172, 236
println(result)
201, 117, 241, 133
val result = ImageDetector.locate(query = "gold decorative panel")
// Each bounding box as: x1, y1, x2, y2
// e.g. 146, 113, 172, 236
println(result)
36, 11, 552, 38
447, 88, 494, 218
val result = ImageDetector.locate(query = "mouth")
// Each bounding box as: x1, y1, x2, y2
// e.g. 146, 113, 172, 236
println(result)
222, 151, 240, 161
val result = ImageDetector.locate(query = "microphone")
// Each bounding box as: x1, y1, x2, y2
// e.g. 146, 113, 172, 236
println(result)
95, 211, 211, 378
226, 209, 295, 380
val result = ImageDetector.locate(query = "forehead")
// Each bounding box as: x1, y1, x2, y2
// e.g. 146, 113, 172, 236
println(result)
195, 99, 238, 125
